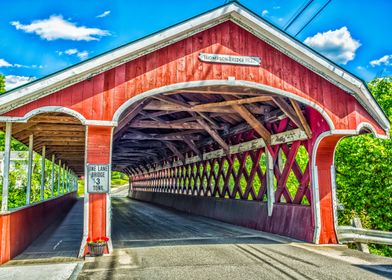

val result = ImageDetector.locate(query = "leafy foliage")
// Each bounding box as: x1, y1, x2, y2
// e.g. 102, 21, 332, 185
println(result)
335, 77, 392, 257
0, 74, 5, 94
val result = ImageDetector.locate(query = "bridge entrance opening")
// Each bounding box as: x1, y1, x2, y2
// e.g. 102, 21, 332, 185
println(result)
0, 112, 84, 262
111, 83, 328, 247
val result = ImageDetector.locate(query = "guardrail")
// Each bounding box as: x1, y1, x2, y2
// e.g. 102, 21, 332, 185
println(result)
336, 217, 392, 253
337, 226, 392, 245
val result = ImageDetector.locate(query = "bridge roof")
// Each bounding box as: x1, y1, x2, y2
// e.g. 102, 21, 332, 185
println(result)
0, 1, 389, 132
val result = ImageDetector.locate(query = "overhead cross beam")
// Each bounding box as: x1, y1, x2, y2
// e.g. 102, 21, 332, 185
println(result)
191, 95, 272, 110
154, 94, 230, 153
128, 120, 219, 130
143, 100, 266, 114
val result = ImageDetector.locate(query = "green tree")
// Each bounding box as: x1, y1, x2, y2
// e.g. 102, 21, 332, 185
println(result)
0, 74, 5, 93
335, 76, 392, 256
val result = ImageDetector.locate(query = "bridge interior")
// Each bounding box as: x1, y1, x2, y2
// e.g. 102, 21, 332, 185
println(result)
113, 85, 312, 183
0, 84, 320, 263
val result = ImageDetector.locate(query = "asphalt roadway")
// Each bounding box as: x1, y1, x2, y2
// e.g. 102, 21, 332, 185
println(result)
78, 197, 392, 280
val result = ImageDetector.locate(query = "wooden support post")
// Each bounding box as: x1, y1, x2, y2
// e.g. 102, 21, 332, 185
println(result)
62, 163, 66, 194
266, 148, 275, 216
1, 123, 12, 212
26, 134, 33, 205
66, 167, 69, 192
58, 159, 62, 195
51, 154, 55, 197
40, 145, 46, 201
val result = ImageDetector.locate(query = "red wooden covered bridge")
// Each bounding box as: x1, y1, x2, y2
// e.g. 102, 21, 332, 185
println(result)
0, 2, 389, 263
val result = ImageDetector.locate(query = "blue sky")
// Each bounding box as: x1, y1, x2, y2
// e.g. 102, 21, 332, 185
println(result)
1, 0, 391, 90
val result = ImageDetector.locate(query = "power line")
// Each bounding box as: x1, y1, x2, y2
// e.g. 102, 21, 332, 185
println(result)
284, 0, 314, 31
293, 0, 331, 37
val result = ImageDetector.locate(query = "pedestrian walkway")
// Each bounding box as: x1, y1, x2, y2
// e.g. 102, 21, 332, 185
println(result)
11, 199, 83, 261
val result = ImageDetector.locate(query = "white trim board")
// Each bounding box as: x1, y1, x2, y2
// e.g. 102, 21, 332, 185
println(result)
0, 2, 388, 133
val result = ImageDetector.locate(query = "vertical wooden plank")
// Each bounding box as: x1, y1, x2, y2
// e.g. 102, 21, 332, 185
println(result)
114, 64, 126, 113
82, 79, 94, 120
26, 134, 33, 205
103, 69, 116, 120
92, 74, 105, 120
62, 163, 66, 194
1, 123, 12, 212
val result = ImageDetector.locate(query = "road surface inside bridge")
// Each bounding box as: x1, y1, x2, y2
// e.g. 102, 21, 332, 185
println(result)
79, 197, 392, 280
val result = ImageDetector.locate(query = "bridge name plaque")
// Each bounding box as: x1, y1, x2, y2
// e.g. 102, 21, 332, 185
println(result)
87, 164, 110, 193
199, 53, 261, 66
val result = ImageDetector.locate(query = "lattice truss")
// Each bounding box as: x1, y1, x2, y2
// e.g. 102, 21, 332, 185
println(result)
131, 118, 312, 205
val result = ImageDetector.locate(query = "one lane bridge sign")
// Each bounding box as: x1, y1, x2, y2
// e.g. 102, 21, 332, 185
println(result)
87, 164, 110, 193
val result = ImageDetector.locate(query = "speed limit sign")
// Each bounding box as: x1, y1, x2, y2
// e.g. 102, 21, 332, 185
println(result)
87, 164, 110, 193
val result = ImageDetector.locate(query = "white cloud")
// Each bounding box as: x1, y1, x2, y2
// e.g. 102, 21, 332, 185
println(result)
5, 75, 35, 91
76, 51, 89, 60
304, 27, 361, 65
97, 10, 111, 18
57, 48, 89, 60
262, 10, 269, 16
65, 48, 78, 55
0, 58, 41, 68
370, 54, 392, 67
0, 59, 12, 67
10, 15, 110, 41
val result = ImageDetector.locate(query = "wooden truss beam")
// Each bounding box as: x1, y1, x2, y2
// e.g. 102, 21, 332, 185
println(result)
272, 97, 308, 135
232, 105, 271, 144
290, 99, 312, 138
115, 100, 148, 141
143, 128, 307, 173
196, 118, 229, 153
128, 120, 218, 130
163, 141, 185, 163
191, 95, 272, 110
182, 137, 202, 158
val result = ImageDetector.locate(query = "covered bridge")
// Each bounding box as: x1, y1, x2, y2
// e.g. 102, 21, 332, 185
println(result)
0, 2, 388, 262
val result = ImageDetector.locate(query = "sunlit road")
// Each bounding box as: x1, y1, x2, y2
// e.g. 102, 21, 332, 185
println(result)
78, 197, 392, 280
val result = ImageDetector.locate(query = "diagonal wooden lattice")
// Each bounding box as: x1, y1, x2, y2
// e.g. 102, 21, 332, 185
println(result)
131, 119, 312, 205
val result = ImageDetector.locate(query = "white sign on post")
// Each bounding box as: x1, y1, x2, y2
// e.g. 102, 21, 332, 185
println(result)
87, 164, 110, 193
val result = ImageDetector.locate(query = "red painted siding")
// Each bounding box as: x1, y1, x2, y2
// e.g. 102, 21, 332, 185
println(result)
0, 193, 77, 264
3, 21, 385, 136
